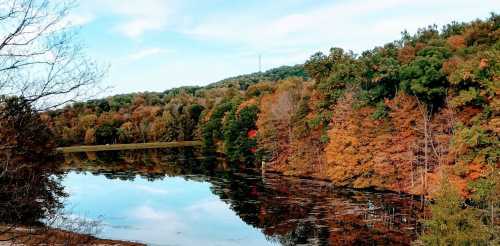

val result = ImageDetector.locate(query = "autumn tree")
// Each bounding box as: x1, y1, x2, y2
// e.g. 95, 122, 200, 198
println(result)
0, 97, 65, 225
222, 105, 259, 164
80, 114, 98, 130
84, 128, 96, 145
117, 122, 135, 143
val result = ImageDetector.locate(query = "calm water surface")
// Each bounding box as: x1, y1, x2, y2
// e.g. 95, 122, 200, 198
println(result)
60, 151, 423, 245
64, 172, 275, 246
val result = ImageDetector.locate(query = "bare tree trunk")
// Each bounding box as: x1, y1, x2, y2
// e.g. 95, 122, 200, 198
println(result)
410, 142, 415, 188
415, 97, 430, 195
423, 111, 429, 193
421, 167, 425, 196
491, 201, 495, 226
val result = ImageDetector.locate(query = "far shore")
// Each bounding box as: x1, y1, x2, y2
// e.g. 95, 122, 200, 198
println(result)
56, 141, 203, 153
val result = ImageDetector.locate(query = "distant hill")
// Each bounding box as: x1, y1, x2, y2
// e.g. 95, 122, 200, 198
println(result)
78, 64, 308, 109
206, 64, 308, 90
73, 64, 308, 112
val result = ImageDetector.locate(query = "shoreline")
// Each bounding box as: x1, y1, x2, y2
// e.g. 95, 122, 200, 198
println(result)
0, 225, 144, 245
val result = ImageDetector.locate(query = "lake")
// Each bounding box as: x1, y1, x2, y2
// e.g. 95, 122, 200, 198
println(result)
59, 150, 423, 245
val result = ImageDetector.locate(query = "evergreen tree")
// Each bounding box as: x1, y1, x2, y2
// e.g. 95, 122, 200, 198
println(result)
420, 179, 491, 245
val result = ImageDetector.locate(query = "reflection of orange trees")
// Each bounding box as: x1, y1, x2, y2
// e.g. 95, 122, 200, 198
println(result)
85, 151, 97, 161
62, 148, 209, 176
62, 153, 422, 244
209, 173, 422, 245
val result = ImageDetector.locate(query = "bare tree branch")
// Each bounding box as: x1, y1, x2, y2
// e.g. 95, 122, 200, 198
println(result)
0, 0, 105, 110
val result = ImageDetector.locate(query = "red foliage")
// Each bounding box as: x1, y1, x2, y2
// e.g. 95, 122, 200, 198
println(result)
247, 129, 257, 138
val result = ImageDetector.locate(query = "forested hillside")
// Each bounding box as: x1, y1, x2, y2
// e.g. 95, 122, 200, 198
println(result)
45, 15, 499, 243
206, 64, 308, 89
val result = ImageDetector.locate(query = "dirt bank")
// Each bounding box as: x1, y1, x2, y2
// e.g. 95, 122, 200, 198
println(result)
0, 226, 144, 246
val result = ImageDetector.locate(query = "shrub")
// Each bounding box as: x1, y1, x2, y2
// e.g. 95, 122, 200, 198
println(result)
0, 97, 65, 225
420, 179, 491, 245
371, 101, 390, 120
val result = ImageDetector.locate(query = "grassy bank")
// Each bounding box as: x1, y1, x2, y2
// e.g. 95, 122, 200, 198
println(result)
56, 141, 203, 153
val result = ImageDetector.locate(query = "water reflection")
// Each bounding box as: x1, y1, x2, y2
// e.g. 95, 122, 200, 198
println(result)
213, 174, 422, 245
60, 150, 423, 245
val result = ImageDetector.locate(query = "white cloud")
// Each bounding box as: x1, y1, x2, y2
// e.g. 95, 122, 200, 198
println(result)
125, 205, 191, 244
76, 0, 177, 38
109, 0, 176, 38
132, 184, 171, 194
183, 0, 499, 52
64, 13, 95, 27
183, 197, 244, 223
186, 198, 229, 215
131, 205, 179, 221
128, 48, 171, 61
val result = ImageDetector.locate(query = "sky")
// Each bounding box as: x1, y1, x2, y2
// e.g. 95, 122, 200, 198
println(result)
69, 0, 499, 95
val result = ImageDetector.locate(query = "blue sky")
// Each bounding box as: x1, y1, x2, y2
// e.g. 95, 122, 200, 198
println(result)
69, 0, 499, 95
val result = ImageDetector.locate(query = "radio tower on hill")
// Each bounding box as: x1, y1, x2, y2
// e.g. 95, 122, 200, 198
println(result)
258, 54, 262, 73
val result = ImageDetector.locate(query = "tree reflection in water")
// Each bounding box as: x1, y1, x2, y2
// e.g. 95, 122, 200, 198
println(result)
60, 149, 423, 245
